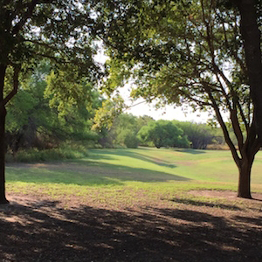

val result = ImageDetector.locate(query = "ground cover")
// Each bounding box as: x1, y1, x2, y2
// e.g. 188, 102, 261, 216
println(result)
1, 148, 262, 261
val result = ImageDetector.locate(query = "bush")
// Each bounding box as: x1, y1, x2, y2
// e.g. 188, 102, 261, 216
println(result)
6, 142, 89, 163
137, 120, 189, 149
124, 133, 139, 148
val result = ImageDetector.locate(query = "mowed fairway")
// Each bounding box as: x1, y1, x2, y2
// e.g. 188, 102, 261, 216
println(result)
2, 148, 262, 262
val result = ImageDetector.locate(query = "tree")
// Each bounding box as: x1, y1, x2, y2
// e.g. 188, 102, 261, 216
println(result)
101, 0, 261, 198
109, 113, 140, 148
230, 0, 262, 143
174, 121, 214, 149
137, 115, 155, 131
0, 1, 105, 204
92, 95, 125, 147
137, 120, 189, 149
5, 61, 100, 155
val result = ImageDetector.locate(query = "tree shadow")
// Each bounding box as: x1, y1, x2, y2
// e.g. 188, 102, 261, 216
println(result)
232, 215, 262, 226
251, 197, 262, 202
0, 198, 261, 262
174, 148, 206, 154
170, 197, 242, 211
88, 149, 177, 168
83, 154, 116, 161
6, 161, 189, 186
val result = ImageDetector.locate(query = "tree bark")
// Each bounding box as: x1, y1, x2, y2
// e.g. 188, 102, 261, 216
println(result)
0, 65, 9, 204
237, 158, 254, 198
236, 0, 262, 141
0, 106, 8, 204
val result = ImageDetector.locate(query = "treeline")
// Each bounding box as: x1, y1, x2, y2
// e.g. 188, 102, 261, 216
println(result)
98, 114, 225, 149
5, 62, 229, 160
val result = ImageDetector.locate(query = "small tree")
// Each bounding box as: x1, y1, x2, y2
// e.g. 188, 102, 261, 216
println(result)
110, 113, 140, 148
175, 121, 214, 149
92, 96, 125, 147
137, 120, 189, 149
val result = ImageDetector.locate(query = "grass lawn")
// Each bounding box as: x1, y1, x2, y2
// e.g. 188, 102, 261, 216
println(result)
5, 147, 262, 208
2, 148, 262, 262
6, 147, 262, 184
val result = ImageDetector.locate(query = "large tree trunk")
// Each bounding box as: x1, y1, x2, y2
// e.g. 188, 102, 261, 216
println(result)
237, 157, 254, 198
0, 65, 9, 204
0, 105, 8, 204
236, 0, 262, 140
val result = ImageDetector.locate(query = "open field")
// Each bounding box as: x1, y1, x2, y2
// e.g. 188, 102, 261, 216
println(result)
1, 148, 262, 261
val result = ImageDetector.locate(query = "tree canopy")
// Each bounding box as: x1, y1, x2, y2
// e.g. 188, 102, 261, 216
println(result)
137, 120, 189, 149
0, 0, 111, 204
5, 61, 100, 155
101, 0, 262, 198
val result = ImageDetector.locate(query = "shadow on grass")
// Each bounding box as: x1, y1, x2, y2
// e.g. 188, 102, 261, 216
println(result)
6, 160, 189, 186
0, 198, 261, 262
174, 148, 206, 154
170, 197, 242, 211
87, 149, 177, 168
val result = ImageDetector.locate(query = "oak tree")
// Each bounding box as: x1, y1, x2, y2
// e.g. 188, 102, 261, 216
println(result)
101, 0, 261, 198
232, 0, 262, 142
0, 0, 104, 204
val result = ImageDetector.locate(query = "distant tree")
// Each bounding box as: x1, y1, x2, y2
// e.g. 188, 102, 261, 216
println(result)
137, 120, 190, 149
137, 115, 155, 131
175, 121, 214, 149
92, 96, 125, 147
110, 113, 140, 148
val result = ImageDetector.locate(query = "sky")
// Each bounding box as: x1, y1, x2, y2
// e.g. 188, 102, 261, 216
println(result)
126, 100, 210, 122
123, 96, 211, 123
95, 50, 211, 123
117, 85, 211, 123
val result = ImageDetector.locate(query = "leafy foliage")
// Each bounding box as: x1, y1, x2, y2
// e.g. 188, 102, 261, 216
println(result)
174, 121, 214, 149
5, 61, 100, 155
137, 120, 190, 149
110, 113, 140, 148
96, 0, 262, 198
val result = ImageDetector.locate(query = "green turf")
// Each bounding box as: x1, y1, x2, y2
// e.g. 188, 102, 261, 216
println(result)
79, 147, 262, 184
6, 147, 262, 198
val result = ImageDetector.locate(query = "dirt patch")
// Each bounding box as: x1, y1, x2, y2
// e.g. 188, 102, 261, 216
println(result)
1, 191, 262, 262
189, 189, 262, 201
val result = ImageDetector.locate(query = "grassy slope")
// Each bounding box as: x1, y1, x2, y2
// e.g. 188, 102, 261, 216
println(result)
6, 148, 262, 200
84, 147, 262, 184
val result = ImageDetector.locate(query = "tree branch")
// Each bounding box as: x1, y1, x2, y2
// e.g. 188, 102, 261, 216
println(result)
12, 0, 39, 36
3, 64, 21, 106
23, 39, 61, 52
207, 88, 240, 166
236, 100, 249, 132
241, 117, 261, 160
230, 96, 244, 150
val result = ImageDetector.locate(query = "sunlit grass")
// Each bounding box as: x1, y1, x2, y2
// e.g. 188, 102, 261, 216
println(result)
6, 147, 262, 206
